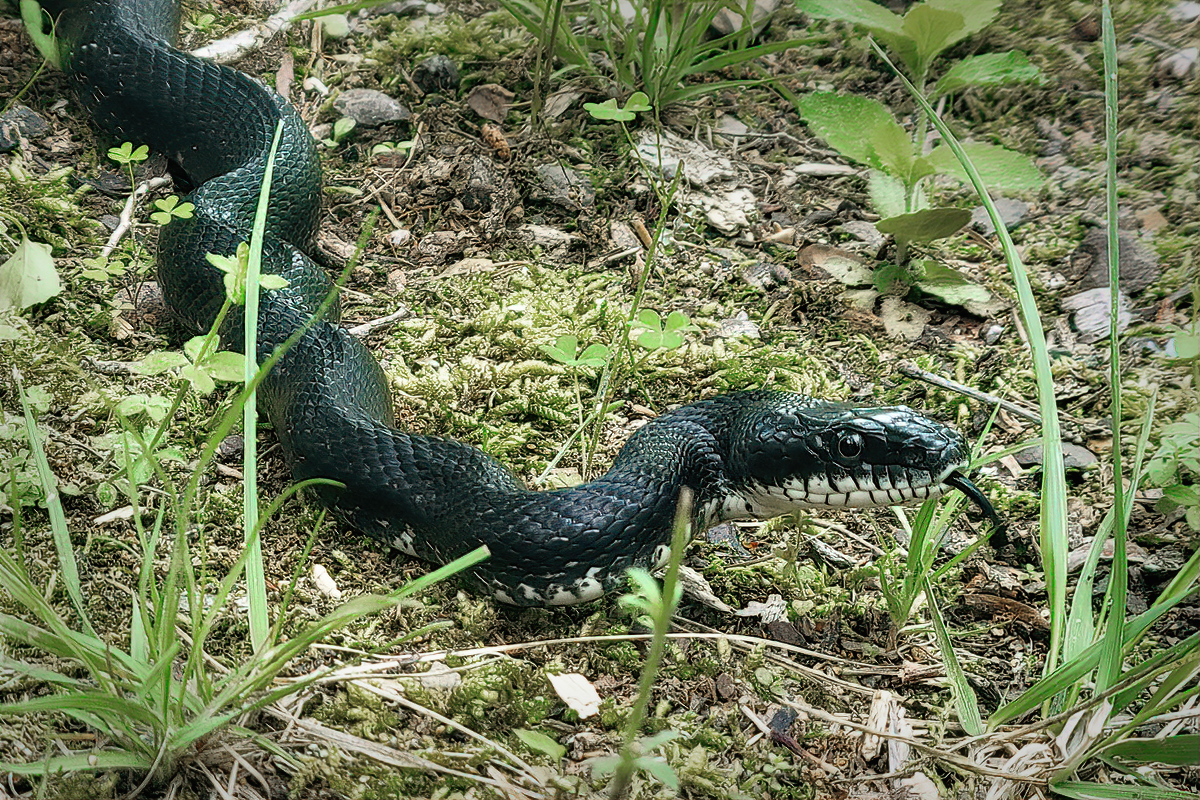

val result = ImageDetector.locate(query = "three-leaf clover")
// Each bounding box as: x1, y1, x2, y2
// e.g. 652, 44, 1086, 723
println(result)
80, 256, 128, 282
630, 310, 697, 351
107, 142, 149, 167
540, 334, 609, 368
150, 195, 195, 226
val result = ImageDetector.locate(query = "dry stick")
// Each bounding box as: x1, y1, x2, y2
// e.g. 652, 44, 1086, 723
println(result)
348, 305, 410, 336
100, 175, 172, 259
191, 0, 317, 63
896, 360, 1042, 424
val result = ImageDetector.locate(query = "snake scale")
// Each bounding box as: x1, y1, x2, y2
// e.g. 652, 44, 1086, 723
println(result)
29, 0, 999, 605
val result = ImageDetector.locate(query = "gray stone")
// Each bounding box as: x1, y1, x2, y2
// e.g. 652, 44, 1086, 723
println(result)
712, 0, 779, 36
0, 105, 52, 152
1014, 442, 1099, 471
535, 163, 595, 208
412, 55, 460, 95
1062, 287, 1133, 343
713, 312, 760, 340
971, 198, 1029, 235
1167, 2, 1200, 23
1069, 228, 1160, 295
332, 89, 411, 128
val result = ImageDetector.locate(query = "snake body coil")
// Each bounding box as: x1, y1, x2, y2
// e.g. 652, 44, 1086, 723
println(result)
34, 0, 996, 605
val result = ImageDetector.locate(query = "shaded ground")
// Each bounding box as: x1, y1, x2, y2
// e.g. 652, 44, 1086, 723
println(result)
1, 0, 1197, 798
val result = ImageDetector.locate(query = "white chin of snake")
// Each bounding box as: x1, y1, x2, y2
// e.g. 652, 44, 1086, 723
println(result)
708, 468, 959, 522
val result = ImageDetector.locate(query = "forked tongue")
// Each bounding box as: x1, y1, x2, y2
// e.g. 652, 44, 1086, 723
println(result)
943, 472, 1005, 533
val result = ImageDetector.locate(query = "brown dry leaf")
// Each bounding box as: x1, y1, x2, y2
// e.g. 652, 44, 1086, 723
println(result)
466, 84, 515, 122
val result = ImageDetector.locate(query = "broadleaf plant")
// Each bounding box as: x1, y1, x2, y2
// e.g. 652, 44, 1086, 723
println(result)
794, 0, 1046, 298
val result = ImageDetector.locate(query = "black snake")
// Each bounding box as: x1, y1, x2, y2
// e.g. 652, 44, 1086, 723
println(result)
29, 0, 999, 605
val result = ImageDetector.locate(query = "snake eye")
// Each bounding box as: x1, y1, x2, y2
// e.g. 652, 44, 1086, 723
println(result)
837, 433, 863, 460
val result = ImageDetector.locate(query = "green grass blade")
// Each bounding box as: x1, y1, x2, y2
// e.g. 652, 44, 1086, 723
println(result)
925, 577, 983, 735
1, 690, 161, 730
1100, 734, 1200, 766
1051, 781, 1198, 800
14, 370, 96, 638
243, 119, 285, 652
0, 751, 152, 775
1095, 0, 1127, 697
0, 655, 84, 688
989, 598, 1197, 727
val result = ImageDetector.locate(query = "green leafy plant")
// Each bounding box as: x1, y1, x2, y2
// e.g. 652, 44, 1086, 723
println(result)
0, 216, 59, 311
589, 490, 693, 796
1, 122, 489, 789
873, 4, 1200, 793
502, 0, 813, 113
793, 0, 1044, 265
1, 373, 487, 783
321, 116, 356, 148
1145, 412, 1200, 531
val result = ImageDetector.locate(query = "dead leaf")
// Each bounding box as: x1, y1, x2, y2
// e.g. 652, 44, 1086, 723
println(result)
880, 296, 930, 340
547, 673, 601, 718
466, 84, 515, 123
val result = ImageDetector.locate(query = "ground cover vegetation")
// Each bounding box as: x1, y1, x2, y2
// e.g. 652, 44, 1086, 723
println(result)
0, 0, 1196, 797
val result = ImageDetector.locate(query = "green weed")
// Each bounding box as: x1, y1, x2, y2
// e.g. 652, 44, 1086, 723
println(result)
501, 0, 813, 113
876, 2, 1200, 792
793, 0, 1044, 267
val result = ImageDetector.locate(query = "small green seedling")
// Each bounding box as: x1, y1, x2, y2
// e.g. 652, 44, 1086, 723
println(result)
583, 91, 651, 123
206, 242, 288, 305
541, 334, 611, 468
371, 139, 415, 157
322, 116, 356, 148
150, 195, 194, 226
115, 393, 173, 423
184, 12, 217, 33
589, 729, 681, 791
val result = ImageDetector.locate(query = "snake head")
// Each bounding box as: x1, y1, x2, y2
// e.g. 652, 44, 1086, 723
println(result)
721, 397, 987, 519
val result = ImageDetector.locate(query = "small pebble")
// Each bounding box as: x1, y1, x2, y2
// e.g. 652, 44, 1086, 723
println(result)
332, 88, 411, 128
